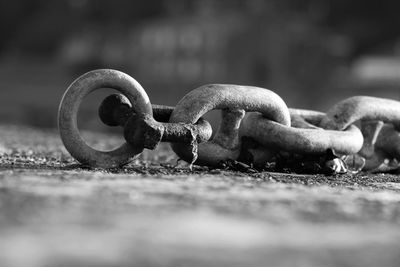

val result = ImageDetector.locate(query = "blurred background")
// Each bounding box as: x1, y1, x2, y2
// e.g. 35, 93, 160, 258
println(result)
0, 0, 400, 130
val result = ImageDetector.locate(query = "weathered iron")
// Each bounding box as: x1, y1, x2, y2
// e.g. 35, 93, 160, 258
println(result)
318, 96, 400, 172
169, 84, 290, 166
58, 69, 152, 168
98, 94, 212, 150
240, 112, 363, 156
58, 69, 400, 174
239, 109, 363, 174
320, 96, 400, 130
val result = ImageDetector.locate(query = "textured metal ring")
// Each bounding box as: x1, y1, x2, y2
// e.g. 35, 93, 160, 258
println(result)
169, 84, 290, 166
58, 69, 152, 168
240, 112, 364, 156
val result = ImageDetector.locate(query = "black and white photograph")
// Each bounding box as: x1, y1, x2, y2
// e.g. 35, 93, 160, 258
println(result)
1, 1, 400, 266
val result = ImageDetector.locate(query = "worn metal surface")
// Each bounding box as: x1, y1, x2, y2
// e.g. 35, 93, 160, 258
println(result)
58, 69, 152, 168
1, 125, 400, 267
60, 72, 400, 174
169, 84, 290, 165
320, 96, 400, 130
98, 94, 177, 127
124, 114, 165, 150
123, 114, 213, 149
99, 94, 213, 150
240, 108, 364, 168
241, 112, 364, 155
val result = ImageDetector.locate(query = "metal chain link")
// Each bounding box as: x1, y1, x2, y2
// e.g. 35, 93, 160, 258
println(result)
58, 69, 400, 173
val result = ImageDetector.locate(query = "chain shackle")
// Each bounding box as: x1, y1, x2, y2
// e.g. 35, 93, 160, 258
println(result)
58, 69, 152, 168
169, 84, 291, 166
123, 112, 213, 150
98, 94, 212, 150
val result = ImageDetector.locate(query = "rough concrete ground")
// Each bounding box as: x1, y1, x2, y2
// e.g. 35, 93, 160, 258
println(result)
0, 125, 400, 267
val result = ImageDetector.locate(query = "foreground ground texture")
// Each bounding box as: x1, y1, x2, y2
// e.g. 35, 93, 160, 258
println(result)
0, 125, 400, 267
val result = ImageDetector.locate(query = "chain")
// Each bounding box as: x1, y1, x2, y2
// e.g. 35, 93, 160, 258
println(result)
58, 69, 400, 174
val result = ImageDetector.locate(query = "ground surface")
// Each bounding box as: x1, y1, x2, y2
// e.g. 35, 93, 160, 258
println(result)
1, 125, 400, 267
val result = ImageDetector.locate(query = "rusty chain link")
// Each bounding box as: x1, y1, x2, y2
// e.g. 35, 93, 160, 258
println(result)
58, 69, 400, 173
168, 84, 290, 166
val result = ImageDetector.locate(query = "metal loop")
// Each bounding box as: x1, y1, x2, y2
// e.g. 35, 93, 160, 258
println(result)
169, 84, 291, 166
58, 69, 152, 168
320, 96, 400, 130
318, 96, 400, 171
240, 112, 363, 156
171, 109, 245, 166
